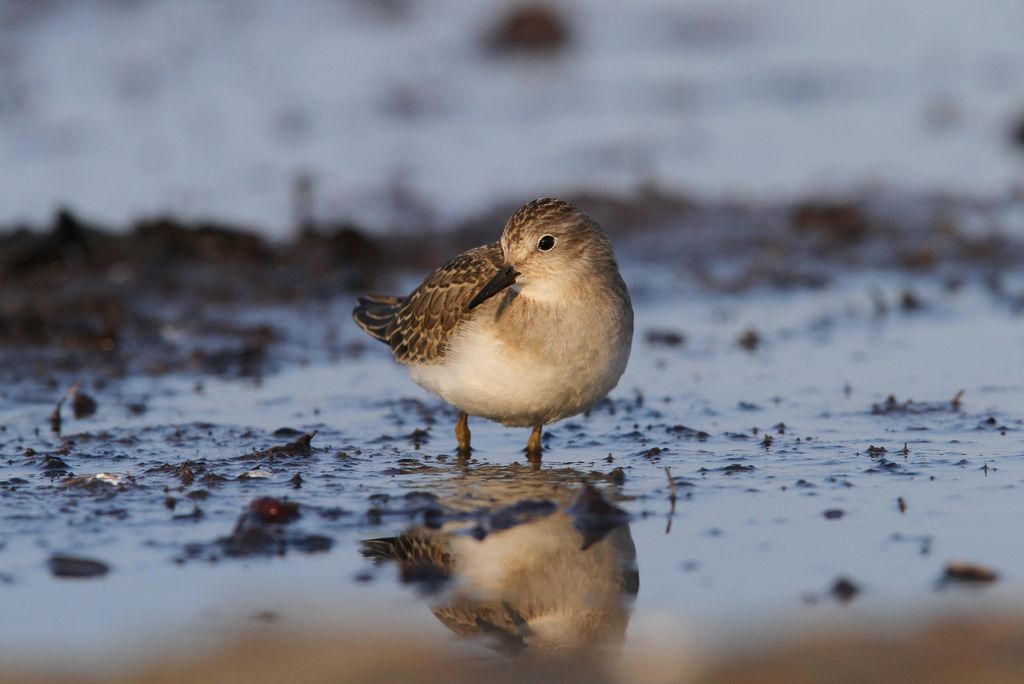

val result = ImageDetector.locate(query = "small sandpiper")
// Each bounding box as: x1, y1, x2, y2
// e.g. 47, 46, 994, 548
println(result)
353, 198, 633, 457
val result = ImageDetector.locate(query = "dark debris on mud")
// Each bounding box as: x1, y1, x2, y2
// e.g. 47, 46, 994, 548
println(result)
0, 208, 375, 382
871, 390, 965, 415
48, 553, 110, 579
182, 497, 333, 561
484, 3, 571, 55
941, 562, 1000, 586
2, 190, 1022, 384
240, 431, 319, 462
803, 576, 862, 605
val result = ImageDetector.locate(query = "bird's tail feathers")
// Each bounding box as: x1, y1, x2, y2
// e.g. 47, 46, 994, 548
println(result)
352, 295, 403, 343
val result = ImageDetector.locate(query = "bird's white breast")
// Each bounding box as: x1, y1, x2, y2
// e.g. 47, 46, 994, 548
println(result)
409, 297, 631, 427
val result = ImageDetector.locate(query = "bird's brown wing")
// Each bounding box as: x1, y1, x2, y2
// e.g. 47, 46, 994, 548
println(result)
432, 600, 532, 658
384, 242, 503, 364
361, 531, 453, 579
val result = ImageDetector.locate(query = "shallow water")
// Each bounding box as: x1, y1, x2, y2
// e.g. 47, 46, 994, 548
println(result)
2, 271, 1022, 673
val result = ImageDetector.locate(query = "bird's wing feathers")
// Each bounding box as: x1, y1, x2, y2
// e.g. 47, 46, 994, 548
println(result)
432, 600, 532, 657
360, 533, 452, 572
383, 242, 503, 364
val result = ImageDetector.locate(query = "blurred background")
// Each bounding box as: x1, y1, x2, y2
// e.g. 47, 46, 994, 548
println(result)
1, 0, 1022, 234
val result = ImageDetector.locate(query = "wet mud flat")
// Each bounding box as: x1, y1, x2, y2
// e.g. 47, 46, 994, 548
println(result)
2, 190, 1024, 681
2, 188, 1022, 383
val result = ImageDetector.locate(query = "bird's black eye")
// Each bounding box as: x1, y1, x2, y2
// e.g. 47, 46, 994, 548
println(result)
537, 235, 556, 251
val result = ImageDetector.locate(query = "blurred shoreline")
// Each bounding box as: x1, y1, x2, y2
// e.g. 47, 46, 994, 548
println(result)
4, 613, 1024, 684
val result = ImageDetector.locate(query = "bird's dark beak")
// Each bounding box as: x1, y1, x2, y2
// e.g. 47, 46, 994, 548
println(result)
468, 264, 519, 310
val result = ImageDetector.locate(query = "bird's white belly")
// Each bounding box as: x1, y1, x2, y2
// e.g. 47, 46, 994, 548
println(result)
409, 323, 626, 427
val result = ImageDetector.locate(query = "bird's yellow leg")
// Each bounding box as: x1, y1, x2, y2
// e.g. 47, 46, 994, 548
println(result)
455, 412, 471, 454
526, 425, 543, 460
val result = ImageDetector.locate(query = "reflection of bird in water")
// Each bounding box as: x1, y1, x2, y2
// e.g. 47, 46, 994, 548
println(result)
363, 472, 638, 660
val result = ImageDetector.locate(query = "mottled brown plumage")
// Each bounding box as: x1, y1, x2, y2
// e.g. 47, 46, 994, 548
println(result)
353, 242, 503, 364
500, 197, 586, 249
